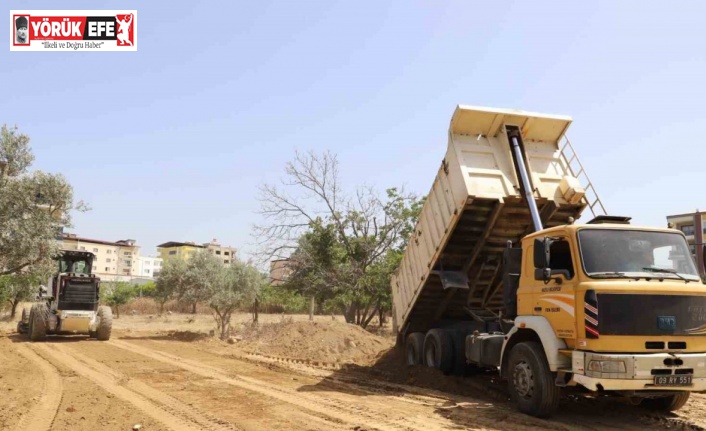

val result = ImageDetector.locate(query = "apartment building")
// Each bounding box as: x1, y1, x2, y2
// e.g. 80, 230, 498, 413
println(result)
158, 238, 237, 266
133, 255, 163, 280
61, 234, 140, 282
666, 210, 706, 275
269, 258, 293, 286
204, 238, 237, 265
157, 241, 204, 262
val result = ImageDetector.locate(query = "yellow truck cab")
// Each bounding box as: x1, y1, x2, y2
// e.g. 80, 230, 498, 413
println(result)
509, 220, 706, 407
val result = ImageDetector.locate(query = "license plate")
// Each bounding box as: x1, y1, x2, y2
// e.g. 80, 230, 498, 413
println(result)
654, 375, 693, 386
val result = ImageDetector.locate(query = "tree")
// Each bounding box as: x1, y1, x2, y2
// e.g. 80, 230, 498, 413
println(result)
0, 272, 42, 318
179, 251, 221, 314
102, 282, 136, 318
209, 259, 262, 339
256, 150, 424, 328
154, 259, 187, 314
0, 125, 88, 276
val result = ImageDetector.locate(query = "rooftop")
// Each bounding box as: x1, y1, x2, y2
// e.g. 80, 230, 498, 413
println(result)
157, 241, 205, 249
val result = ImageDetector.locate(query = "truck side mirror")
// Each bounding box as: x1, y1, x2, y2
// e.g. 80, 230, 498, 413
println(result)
534, 238, 549, 268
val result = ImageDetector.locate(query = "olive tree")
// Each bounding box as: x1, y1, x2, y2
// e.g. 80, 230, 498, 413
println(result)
0, 125, 87, 276
209, 259, 263, 339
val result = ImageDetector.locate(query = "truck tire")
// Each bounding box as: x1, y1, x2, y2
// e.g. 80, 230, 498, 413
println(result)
424, 329, 455, 374
641, 392, 690, 412
405, 332, 425, 365
507, 341, 560, 418
96, 306, 113, 341
29, 304, 47, 342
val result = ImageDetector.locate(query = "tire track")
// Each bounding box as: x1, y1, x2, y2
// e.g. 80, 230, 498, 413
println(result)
57, 343, 240, 431
13, 344, 63, 431
31, 343, 234, 431
110, 339, 453, 431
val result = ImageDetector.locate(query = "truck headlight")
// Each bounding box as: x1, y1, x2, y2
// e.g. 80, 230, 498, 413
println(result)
588, 360, 626, 373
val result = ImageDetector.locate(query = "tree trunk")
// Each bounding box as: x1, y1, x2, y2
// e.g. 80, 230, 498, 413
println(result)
252, 298, 259, 325
191, 302, 197, 314
115, 305, 120, 318
309, 296, 315, 321
10, 299, 19, 319
343, 303, 356, 324
378, 308, 384, 327
159, 301, 164, 315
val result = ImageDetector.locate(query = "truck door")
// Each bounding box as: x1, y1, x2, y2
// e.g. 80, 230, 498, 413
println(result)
531, 237, 578, 340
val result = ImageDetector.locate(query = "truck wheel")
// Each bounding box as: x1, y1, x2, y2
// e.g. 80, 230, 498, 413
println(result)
29, 304, 47, 342
641, 392, 690, 412
96, 306, 113, 341
507, 341, 560, 418
424, 329, 455, 374
406, 332, 425, 365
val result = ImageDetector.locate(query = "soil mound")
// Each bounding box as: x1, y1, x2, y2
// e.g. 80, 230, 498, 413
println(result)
239, 319, 393, 365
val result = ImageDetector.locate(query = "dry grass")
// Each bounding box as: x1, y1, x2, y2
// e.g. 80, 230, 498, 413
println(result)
125, 297, 211, 315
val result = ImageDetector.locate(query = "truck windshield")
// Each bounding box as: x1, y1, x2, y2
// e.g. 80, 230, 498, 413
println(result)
578, 229, 700, 281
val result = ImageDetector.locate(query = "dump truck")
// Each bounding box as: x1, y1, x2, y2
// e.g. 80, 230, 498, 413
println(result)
17, 250, 113, 341
391, 105, 706, 418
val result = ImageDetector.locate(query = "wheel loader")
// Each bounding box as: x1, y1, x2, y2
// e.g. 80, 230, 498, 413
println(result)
17, 250, 113, 341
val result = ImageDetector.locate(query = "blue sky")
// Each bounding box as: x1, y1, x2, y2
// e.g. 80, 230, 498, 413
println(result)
3, 1, 705, 259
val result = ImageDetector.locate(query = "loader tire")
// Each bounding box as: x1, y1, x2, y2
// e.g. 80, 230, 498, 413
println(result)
29, 304, 47, 342
424, 329, 455, 375
641, 392, 690, 412
96, 306, 113, 341
405, 332, 425, 365
507, 341, 560, 418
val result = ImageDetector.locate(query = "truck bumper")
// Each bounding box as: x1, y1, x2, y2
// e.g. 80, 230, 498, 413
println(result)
571, 351, 706, 392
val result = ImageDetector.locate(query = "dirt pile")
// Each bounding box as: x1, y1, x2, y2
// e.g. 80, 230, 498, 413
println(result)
238, 319, 394, 365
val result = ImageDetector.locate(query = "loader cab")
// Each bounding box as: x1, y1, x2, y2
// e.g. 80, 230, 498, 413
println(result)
49, 250, 100, 312
57, 250, 94, 276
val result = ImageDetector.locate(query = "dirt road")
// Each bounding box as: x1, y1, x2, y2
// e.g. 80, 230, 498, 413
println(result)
2, 328, 706, 431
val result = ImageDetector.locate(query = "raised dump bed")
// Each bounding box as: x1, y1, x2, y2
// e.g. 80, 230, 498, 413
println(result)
392, 105, 593, 336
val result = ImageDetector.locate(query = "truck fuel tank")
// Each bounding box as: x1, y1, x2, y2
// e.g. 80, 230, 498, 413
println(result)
466, 333, 505, 367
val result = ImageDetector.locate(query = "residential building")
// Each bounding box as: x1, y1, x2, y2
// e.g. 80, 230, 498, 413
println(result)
157, 241, 205, 262
203, 238, 237, 265
269, 258, 293, 286
158, 239, 237, 266
61, 234, 140, 282
133, 255, 163, 280
666, 210, 706, 275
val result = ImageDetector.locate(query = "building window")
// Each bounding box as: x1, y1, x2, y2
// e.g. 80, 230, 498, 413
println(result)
105, 267, 110, 271
123, 269, 130, 274
106, 258, 111, 263
146, 269, 150, 274
224, 251, 230, 256
169, 250, 177, 255
681, 225, 695, 236
124, 260, 132, 266
92, 266, 97, 271
93, 248, 99, 253
216, 250, 221, 255
224, 260, 229, 264
124, 252, 132, 256
107, 250, 112, 254
79, 246, 86, 250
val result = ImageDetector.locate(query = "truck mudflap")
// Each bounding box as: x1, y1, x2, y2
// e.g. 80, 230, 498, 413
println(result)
571, 351, 706, 391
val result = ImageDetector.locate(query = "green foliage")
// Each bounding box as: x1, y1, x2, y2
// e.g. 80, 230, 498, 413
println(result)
209, 259, 264, 339
0, 270, 46, 318
101, 281, 136, 318
258, 283, 308, 313
155, 258, 187, 313
136, 281, 156, 297
0, 125, 88, 277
